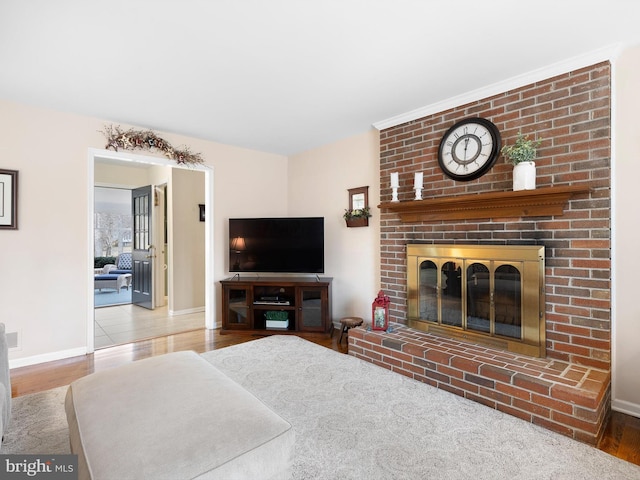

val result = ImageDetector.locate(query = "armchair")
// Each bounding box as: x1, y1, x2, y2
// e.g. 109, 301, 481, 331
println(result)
94, 253, 133, 292
107, 253, 132, 275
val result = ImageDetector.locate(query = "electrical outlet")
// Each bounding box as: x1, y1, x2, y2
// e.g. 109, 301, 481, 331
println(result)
6, 331, 18, 349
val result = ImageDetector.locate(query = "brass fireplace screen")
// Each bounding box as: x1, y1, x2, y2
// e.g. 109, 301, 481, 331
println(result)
407, 244, 545, 357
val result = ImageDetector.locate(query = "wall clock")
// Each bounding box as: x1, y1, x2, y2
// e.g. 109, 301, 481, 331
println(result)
437, 117, 501, 181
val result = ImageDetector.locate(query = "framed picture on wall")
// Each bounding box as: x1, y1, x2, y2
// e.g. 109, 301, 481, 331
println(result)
0, 169, 18, 230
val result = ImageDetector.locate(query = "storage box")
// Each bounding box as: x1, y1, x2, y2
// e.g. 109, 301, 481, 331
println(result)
265, 311, 289, 329
266, 319, 289, 329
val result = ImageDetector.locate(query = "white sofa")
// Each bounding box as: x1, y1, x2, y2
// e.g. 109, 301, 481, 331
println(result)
65, 351, 294, 480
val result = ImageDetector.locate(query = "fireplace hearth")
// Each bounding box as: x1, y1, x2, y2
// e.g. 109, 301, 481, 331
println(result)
407, 244, 545, 357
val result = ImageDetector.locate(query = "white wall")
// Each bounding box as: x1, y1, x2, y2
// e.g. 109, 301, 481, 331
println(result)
170, 168, 205, 313
0, 99, 288, 366
612, 45, 640, 417
95, 162, 155, 187
0, 96, 378, 366
288, 130, 380, 323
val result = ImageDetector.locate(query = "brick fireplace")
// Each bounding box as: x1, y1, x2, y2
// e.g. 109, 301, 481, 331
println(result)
350, 61, 612, 445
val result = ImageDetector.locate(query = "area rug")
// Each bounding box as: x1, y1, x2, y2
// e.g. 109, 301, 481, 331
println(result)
2, 385, 70, 454
94, 288, 132, 307
202, 336, 640, 480
3, 336, 640, 479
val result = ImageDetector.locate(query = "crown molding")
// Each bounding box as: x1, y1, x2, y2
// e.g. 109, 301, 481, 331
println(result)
373, 44, 624, 131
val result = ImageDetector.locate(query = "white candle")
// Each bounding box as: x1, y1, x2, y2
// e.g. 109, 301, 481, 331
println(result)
414, 172, 423, 189
390, 172, 399, 188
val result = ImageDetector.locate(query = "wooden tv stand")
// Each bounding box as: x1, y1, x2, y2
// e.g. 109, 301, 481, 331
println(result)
220, 276, 332, 335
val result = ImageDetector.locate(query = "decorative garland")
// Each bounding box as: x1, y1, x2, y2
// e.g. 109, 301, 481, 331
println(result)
101, 125, 204, 166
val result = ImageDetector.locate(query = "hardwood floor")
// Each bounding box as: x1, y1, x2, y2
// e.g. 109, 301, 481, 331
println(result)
9, 329, 347, 397
599, 410, 640, 466
9, 328, 639, 466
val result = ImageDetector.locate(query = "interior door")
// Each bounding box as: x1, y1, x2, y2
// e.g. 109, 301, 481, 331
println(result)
132, 185, 154, 309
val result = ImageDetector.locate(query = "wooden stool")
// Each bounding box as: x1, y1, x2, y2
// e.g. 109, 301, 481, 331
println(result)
338, 317, 364, 343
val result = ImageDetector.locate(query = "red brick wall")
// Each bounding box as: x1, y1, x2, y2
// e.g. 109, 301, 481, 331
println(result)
379, 62, 611, 370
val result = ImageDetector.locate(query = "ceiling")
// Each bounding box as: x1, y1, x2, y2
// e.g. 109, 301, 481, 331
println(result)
1, 0, 639, 156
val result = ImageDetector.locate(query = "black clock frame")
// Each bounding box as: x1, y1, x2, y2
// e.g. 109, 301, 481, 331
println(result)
437, 117, 501, 182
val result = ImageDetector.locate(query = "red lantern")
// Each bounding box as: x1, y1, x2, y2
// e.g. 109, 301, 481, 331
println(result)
372, 290, 390, 331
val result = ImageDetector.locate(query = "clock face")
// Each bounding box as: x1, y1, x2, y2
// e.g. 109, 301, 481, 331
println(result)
437, 118, 501, 181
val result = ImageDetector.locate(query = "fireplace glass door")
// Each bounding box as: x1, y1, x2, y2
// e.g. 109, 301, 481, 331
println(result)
418, 259, 463, 328
407, 244, 545, 357
418, 258, 524, 339
466, 262, 522, 340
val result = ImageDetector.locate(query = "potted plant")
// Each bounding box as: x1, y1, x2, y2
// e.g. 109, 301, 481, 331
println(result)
343, 206, 371, 227
501, 132, 542, 191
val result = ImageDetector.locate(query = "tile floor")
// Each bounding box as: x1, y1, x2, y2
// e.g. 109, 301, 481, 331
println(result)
94, 303, 205, 349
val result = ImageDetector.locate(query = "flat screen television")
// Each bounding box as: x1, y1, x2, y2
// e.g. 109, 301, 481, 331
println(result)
229, 217, 324, 273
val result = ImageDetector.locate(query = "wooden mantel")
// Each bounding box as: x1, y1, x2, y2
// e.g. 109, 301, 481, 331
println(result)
378, 185, 591, 222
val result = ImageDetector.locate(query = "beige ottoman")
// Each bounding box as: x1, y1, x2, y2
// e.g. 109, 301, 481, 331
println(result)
65, 351, 294, 480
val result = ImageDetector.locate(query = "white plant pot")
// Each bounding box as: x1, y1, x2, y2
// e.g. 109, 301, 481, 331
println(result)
513, 161, 536, 191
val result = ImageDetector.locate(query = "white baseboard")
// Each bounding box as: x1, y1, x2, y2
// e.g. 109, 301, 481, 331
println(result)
168, 306, 205, 316
612, 398, 640, 418
9, 346, 88, 370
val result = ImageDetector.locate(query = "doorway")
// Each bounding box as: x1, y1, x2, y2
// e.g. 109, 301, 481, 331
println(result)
94, 186, 133, 309
87, 148, 214, 353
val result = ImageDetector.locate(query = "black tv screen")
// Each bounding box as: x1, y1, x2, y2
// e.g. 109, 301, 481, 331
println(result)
229, 217, 324, 273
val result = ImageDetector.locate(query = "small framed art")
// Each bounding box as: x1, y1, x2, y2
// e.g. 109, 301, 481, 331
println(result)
344, 186, 370, 228
0, 169, 18, 230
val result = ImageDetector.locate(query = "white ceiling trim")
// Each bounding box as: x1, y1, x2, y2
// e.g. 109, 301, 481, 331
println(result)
373, 44, 624, 131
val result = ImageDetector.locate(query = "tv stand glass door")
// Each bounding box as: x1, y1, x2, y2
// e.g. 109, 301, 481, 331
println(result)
226, 286, 251, 329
